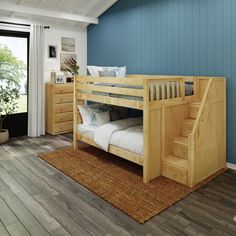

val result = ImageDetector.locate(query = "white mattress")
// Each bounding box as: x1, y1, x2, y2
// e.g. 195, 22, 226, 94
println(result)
77, 123, 143, 155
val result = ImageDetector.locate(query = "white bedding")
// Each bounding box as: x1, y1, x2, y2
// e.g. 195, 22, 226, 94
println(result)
77, 117, 143, 155
77, 124, 98, 139
110, 125, 143, 155
94, 117, 142, 151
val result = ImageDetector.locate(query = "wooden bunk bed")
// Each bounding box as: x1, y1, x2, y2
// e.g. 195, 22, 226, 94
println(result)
73, 75, 226, 188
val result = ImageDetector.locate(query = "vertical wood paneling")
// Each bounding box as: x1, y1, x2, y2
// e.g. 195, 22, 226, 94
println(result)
231, 0, 236, 159
88, 0, 235, 164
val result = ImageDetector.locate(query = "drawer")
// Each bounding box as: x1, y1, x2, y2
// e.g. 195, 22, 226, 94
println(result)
54, 84, 73, 94
162, 163, 188, 185
54, 94, 73, 104
55, 103, 73, 114
54, 121, 73, 133
55, 112, 73, 123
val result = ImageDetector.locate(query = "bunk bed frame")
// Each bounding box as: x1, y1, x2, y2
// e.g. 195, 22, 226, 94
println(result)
73, 75, 226, 188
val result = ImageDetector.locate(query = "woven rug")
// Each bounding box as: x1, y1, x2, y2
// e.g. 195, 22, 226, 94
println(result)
38, 144, 225, 224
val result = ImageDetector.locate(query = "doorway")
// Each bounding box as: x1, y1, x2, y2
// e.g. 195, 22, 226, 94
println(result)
0, 29, 29, 137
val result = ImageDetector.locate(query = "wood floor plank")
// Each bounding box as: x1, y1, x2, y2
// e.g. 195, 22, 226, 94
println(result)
8, 168, 42, 196
27, 224, 51, 236
0, 189, 39, 229
0, 196, 18, 227
34, 193, 91, 236
7, 158, 113, 236
0, 222, 10, 236
0, 167, 70, 234
1, 173, 50, 236
6, 221, 31, 236
53, 194, 131, 236
9, 155, 129, 236
177, 196, 236, 235
13, 152, 144, 235
3, 147, 133, 235
7, 157, 59, 197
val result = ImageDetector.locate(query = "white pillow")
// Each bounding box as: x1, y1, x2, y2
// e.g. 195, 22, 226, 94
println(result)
87, 66, 104, 76
115, 66, 126, 77
87, 65, 127, 77
95, 111, 110, 126
78, 105, 94, 124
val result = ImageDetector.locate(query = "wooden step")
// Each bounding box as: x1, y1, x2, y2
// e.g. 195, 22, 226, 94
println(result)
162, 155, 188, 185
173, 136, 188, 159
190, 103, 200, 119
182, 119, 195, 137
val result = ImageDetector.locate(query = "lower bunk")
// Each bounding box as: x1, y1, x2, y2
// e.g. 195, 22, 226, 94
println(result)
76, 107, 144, 166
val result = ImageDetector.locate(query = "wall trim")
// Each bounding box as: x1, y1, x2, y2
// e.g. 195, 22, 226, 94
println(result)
227, 162, 236, 170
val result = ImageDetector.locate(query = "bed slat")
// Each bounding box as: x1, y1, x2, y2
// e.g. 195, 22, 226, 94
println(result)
167, 81, 170, 99
77, 83, 143, 97
77, 93, 144, 110
77, 76, 143, 86
171, 81, 175, 98
150, 82, 155, 101
161, 82, 165, 100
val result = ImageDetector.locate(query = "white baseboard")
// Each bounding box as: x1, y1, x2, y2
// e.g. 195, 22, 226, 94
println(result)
227, 162, 236, 170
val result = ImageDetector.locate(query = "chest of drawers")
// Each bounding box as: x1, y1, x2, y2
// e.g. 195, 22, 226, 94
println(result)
46, 83, 73, 135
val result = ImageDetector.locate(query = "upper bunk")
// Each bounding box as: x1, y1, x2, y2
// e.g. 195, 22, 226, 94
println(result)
74, 74, 199, 110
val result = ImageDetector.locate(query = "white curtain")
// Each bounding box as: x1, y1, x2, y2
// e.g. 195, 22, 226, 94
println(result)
28, 25, 45, 137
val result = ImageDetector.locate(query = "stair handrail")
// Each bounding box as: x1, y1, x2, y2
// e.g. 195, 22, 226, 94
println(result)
190, 78, 213, 136
188, 78, 212, 187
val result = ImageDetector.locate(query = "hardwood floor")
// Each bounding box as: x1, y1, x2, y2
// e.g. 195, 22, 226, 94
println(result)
0, 134, 236, 236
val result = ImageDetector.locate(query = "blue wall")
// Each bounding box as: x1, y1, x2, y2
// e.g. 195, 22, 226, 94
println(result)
88, 0, 235, 164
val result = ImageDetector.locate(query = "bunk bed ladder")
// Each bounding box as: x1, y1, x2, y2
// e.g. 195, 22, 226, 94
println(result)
162, 102, 200, 186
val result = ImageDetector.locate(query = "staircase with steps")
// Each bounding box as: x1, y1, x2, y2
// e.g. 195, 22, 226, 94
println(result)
162, 102, 200, 186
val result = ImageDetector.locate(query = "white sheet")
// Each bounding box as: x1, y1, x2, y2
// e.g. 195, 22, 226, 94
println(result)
77, 124, 98, 139
110, 125, 143, 155
94, 117, 142, 151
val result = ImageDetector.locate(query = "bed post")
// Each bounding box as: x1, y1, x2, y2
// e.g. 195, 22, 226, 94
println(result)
73, 75, 78, 150
143, 79, 162, 183
143, 79, 150, 183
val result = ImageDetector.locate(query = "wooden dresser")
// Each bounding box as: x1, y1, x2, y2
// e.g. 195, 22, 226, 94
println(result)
46, 83, 73, 135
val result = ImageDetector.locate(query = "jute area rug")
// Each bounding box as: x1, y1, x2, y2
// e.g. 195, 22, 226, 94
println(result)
38, 144, 225, 224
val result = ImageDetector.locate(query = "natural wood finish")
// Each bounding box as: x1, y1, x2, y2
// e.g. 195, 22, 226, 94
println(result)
54, 112, 73, 123
163, 103, 190, 158
46, 83, 73, 135
182, 119, 195, 137
54, 121, 73, 134
173, 136, 188, 159
54, 94, 73, 104
162, 159, 188, 185
73, 79, 79, 150
77, 83, 143, 97
77, 76, 144, 85
54, 84, 73, 94
74, 75, 226, 186
188, 78, 226, 187
143, 80, 162, 183
55, 103, 73, 114
77, 93, 144, 110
